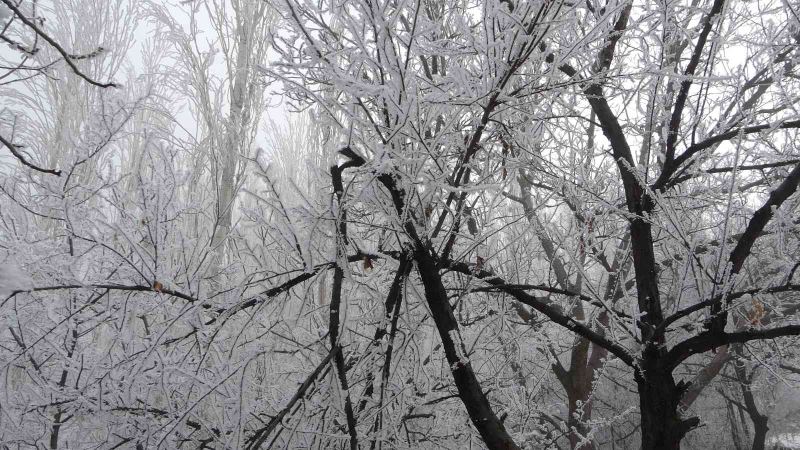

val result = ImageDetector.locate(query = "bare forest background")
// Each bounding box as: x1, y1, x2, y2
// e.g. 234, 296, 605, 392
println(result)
1, 0, 800, 449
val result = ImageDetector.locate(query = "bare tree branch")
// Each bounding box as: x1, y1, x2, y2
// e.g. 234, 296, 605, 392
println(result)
0, 132, 60, 175
0, 0, 116, 88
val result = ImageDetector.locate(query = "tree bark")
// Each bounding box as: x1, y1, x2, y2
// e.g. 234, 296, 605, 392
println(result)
733, 348, 769, 450
565, 362, 595, 450
749, 416, 768, 450
414, 247, 520, 450
636, 358, 698, 450
680, 345, 731, 409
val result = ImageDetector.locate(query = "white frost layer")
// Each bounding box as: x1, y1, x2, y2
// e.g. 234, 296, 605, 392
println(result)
448, 329, 470, 370
0, 261, 32, 298
767, 433, 800, 449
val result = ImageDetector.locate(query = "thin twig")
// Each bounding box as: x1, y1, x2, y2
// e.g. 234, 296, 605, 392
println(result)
0, 0, 116, 88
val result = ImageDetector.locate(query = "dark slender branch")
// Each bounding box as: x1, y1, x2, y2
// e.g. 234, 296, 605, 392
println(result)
468, 283, 632, 320
494, 283, 636, 366
659, 284, 800, 333
557, 24, 667, 340
704, 158, 800, 175
0, 132, 61, 175
0, 32, 37, 55
50, 326, 77, 449
731, 344, 769, 450
328, 159, 359, 450
663, 0, 727, 168
413, 247, 522, 450
341, 146, 522, 450
446, 262, 635, 367
367, 256, 411, 443
5, 283, 201, 306
110, 405, 227, 440
216, 252, 392, 320
716, 388, 748, 412
4, 252, 389, 319
592, 2, 632, 74
707, 162, 800, 333
656, 120, 800, 190
687, 121, 800, 164
0, 0, 116, 88
666, 158, 800, 187
245, 347, 339, 450
779, 363, 800, 375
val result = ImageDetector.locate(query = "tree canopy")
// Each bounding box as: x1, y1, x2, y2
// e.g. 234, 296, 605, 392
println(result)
1, 0, 800, 449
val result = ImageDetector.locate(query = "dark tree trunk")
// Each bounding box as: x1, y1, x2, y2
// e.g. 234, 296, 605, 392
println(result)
733, 350, 769, 450
636, 353, 698, 450
750, 416, 768, 450
414, 247, 520, 450
566, 386, 595, 450
351, 146, 520, 449
565, 337, 596, 450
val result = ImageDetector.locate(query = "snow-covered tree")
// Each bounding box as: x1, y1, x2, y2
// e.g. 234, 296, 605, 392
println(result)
2, 0, 800, 449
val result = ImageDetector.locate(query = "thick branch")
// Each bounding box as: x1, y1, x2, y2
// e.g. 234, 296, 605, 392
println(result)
446, 262, 635, 367
663, 0, 727, 166
346, 146, 521, 450
245, 347, 339, 449
679, 345, 731, 409
656, 120, 800, 189
660, 283, 800, 333
328, 160, 359, 450
413, 248, 522, 450
665, 326, 800, 370
707, 162, 800, 333
557, 30, 665, 339
729, 161, 800, 275
468, 283, 631, 320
